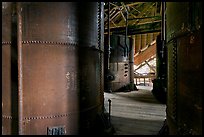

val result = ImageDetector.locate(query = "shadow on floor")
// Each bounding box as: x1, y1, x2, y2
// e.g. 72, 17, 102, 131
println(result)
110, 115, 165, 135
109, 90, 163, 105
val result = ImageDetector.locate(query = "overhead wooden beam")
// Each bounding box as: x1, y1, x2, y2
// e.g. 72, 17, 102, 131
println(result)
105, 21, 161, 35
110, 2, 118, 8
104, 2, 159, 29
106, 2, 145, 11
111, 20, 118, 27
135, 55, 156, 70
145, 60, 156, 72
126, 2, 145, 7
134, 42, 156, 65
128, 15, 161, 20
132, 2, 156, 25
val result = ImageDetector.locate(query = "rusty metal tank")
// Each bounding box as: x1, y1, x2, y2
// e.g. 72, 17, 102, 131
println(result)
166, 2, 202, 135
104, 35, 135, 92
2, 2, 106, 135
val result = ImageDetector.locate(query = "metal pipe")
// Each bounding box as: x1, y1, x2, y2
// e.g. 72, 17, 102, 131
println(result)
161, 2, 166, 41
107, 2, 111, 69
129, 36, 135, 90
108, 99, 111, 123
124, 5, 129, 57
100, 2, 105, 113
106, 2, 113, 93
161, 2, 166, 72
16, 2, 23, 135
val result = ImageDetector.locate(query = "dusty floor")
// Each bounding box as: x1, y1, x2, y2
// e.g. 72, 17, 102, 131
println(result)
104, 85, 166, 135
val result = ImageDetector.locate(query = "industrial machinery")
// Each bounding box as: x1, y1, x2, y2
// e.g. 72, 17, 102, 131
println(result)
104, 34, 137, 92
151, 32, 167, 104
151, 1, 167, 104
166, 2, 202, 135
104, 2, 136, 93
2, 2, 112, 135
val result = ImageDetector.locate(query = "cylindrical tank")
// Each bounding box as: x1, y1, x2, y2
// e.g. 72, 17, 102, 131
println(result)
104, 34, 135, 92
2, 2, 106, 135
166, 2, 202, 135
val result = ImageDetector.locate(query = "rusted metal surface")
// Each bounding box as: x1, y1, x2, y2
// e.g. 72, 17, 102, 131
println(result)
2, 2, 19, 135
22, 43, 79, 135
2, 2, 105, 135
167, 40, 177, 134
24, 2, 80, 135
78, 48, 102, 133
17, 2, 23, 135
176, 30, 202, 135
21, 2, 79, 44
108, 35, 132, 92
109, 62, 130, 91
166, 2, 202, 135
77, 2, 106, 134
129, 36, 135, 90
2, 2, 12, 42
98, 2, 105, 111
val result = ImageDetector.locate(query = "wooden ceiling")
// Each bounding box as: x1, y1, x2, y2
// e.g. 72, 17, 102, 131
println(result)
104, 2, 162, 35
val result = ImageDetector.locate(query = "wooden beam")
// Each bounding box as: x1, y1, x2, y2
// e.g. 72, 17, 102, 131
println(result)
145, 60, 156, 73
134, 42, 156, 65
126, 2, 145, 7
134, 55, 155, 70
104, 2, 159, 31
107, 2, 145, 11
128, 15, 161, 20
106, 21, 161, 35
111, 20, 118, 27
110, 9, 121, 21
132, 2, 156, 25
135, 62, 146, 71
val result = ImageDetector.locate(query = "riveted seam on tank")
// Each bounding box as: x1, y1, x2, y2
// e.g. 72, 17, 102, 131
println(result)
171, 40, 177, 121
2, 41, 79, 47
22, 114, 71, 120
2, 115, 13, 120
2, 42, 12, 45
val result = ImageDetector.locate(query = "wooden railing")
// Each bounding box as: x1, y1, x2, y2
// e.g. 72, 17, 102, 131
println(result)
134, 73, 156, 86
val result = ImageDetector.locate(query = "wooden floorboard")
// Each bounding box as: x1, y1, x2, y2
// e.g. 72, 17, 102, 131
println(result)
104, 86, 166, 135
